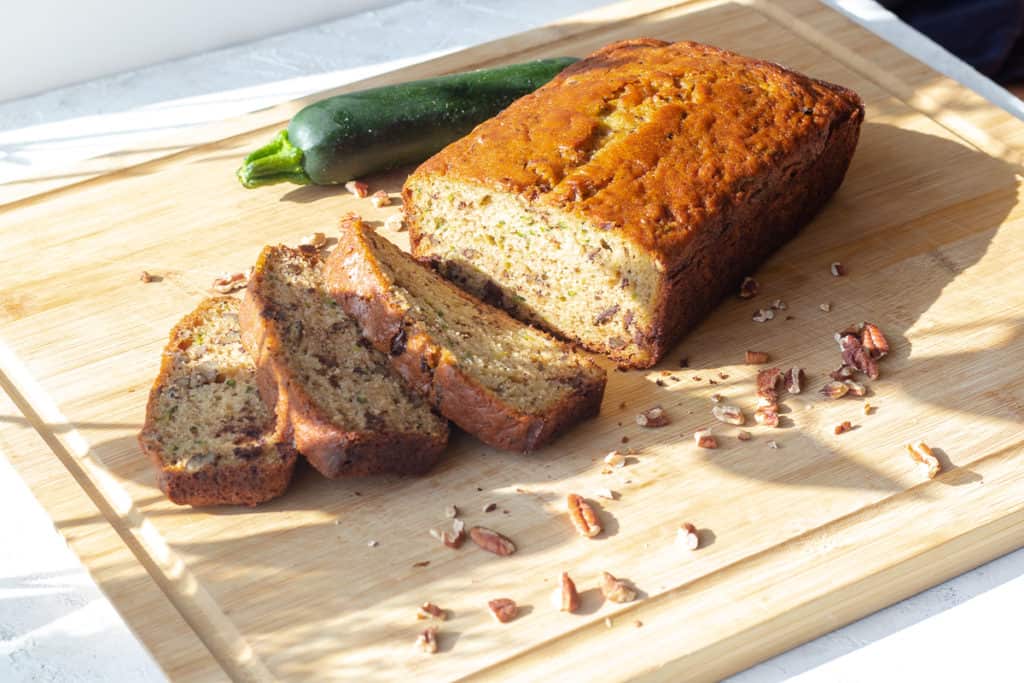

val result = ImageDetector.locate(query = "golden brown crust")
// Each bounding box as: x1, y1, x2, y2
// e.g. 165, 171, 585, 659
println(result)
325, 221, 605, 452
138, 297, 298, 507
239, 247, 448, 478
406, 39, 864, 367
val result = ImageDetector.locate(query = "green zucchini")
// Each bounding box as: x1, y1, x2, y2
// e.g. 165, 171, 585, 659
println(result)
237, 57, 577, 188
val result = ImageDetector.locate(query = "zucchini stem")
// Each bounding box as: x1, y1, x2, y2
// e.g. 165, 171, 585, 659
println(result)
236, 130, 312, 188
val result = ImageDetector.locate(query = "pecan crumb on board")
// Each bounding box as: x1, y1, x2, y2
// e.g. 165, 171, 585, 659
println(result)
693, 428, 718, 449
712, 404, 745, 426
636, 406, 669, 427
417, 603, 447, 620
677, 522, 700, 550
469, 526, 516, 556
554, 572, 581, 613
487, 598, 519, 623
415, 626, 438, 654
600, 572, 637, 603
384, 213, 406, 231
211, 270, 249, 294
907, 441, 941, 479
345, 179, 370, 197
566, 494, 602, 538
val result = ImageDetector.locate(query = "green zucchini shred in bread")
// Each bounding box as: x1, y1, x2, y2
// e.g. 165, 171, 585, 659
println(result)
239, 245, 448, 478
138, 297, 298, 507
326, 218, 606, 452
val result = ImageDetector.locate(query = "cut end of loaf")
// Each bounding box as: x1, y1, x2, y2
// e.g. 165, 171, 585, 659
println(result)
405, 178, 661, 367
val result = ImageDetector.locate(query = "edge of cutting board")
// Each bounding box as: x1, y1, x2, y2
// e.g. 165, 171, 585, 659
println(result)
2, 0, 1023, 680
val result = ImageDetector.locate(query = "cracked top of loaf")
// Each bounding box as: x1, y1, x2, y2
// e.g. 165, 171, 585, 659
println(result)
409, 38, 863, 272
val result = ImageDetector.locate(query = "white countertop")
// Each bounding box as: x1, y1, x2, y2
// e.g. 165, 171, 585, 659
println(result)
1, 1, 1021, 680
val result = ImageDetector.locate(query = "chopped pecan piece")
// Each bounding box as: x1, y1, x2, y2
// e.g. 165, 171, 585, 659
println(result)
603, 450, 625, 470
712, 404, 745, 426
344, 180, 369, 197
299, 231, 327, 249
469, 526, 516, 556
211, 271, 249, 294
745, 350, 770, 364
600, 572, 637, 603
566, 494, 602, 538
839, 333, 879, 380
694, 428, 718, 448
555, 572, 581, 613
417, 603, 447, 621
834, 420, 853, 435
820, 381, 850, 400
139, 270, 154, 283
677, 522, 700, 550
830, 364, 855, 381
785, 367, 804, 394
443, 519, 465, 548
739, 276, 759, 299
487, 598, 518, 623
756, 367, 783, 401
636, 406, 669, 427
384, 213, 406, 231
370, 190, 391, 207
861, 322, 889, 359
843, 379, 868, 397
415, 626, 438, 654
754, 405, 780, 427
907, 441, 941, 479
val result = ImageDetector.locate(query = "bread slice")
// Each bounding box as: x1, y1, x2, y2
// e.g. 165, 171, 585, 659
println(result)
405, 39, 864, 368
138, 297, 298, 506
239, 245, 448, 477
325, 217, 606, 452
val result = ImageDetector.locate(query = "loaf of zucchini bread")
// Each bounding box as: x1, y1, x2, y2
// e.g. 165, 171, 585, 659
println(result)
138, 297, 298, 506
326, 217, 606, 452
405, 39, 864, 367
239, 245, 449, 478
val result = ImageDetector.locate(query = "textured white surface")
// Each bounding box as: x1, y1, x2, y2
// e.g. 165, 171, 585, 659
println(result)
1, 1, 1021, 681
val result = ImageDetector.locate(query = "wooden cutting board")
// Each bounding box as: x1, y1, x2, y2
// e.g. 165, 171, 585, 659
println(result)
2, 0, 1022, 680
